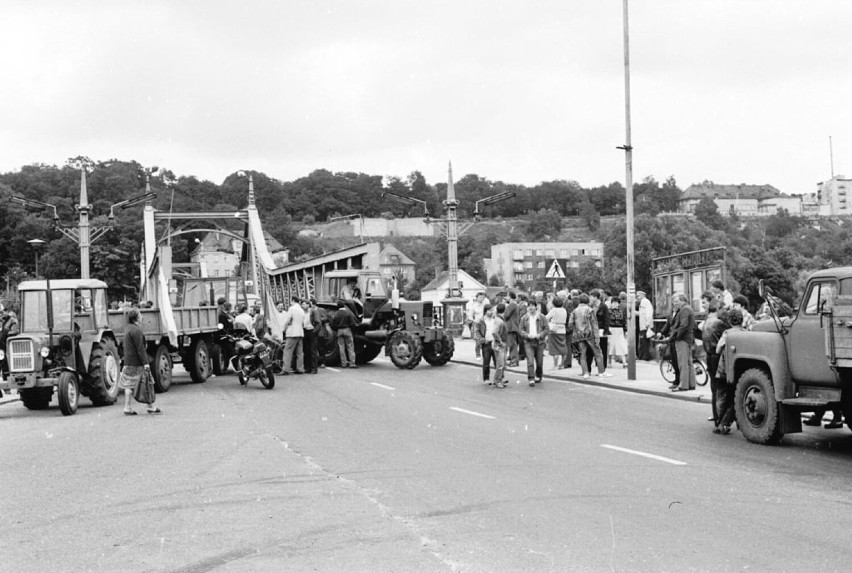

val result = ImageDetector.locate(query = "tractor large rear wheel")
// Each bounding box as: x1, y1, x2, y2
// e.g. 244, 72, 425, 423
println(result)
388, 331, 423, 369
355, 341, 383, 365
319, 329, 341, 367
423, 336, 455, 366
86, 340, 120, 406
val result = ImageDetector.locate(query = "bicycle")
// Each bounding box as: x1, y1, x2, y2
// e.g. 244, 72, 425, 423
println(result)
659, 354, 709, 387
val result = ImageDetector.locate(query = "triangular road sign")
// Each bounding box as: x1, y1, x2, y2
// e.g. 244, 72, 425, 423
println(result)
545, 259, 566, 279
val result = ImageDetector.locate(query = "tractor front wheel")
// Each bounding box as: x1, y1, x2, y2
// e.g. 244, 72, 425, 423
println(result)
423, 336, 455, 366
388, 331, 423, 369
58, 371, 79, 416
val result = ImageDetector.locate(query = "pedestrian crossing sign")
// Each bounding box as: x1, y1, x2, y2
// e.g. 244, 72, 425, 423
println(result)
545, 259, 566, 279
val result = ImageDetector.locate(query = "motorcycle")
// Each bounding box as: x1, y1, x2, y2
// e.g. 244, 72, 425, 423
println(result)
221, 330, 275, 389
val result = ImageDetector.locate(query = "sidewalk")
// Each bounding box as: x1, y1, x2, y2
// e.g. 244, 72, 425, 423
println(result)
1, 387, 20, 406
450, 338, 714, 404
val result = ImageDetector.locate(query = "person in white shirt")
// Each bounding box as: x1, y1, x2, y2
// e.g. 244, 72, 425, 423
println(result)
521, 302, 550, 386
468, 292, 487, 358
636, 291, 654, 360
233, 304, 254, 335
473, 304, 497, 384
281, 296, 306, 374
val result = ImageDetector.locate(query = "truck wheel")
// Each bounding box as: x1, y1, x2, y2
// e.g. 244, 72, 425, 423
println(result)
355, 341, 382, 364
187, 337, 211, 384
388, 331, 423, 369
734, 368, 783, 445
210, 341, 229, 375
58, 371, 79, 416
20, 388, 52, 410
423, 336, 455, 366
86, 340, 120, 406
151, 344, 173, 393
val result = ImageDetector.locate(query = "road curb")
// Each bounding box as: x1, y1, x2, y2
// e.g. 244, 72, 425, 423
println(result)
451, 358, 710, 404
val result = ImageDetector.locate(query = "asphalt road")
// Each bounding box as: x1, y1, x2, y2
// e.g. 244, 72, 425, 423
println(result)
2, 356, 852, 572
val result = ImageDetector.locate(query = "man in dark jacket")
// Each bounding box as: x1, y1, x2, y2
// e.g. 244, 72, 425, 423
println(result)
330, 300, 358, 368
670, 293, 696, 391
702, 304, 729, 426
504, 292, 520, 366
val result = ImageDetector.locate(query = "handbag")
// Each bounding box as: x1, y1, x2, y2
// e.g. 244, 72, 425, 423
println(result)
133, 368, 156, 404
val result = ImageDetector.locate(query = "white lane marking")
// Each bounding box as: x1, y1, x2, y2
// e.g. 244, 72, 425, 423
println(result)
371, 382, 396, 390
325, 367, 341, 373
449, 407, 496, 420
600, 444, 687, 466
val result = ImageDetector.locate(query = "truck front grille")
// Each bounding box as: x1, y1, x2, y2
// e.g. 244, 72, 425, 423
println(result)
9, 339, 35, 372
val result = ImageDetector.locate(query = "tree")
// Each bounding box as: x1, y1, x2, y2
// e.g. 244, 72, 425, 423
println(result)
526, 208, 562, 240
693, 197, 726, 230
579, 197, 600, 231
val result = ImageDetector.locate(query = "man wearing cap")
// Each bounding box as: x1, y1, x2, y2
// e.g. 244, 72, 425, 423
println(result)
636, 291, 654, 360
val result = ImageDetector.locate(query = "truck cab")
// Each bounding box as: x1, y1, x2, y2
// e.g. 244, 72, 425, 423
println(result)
724, 268, 852, 444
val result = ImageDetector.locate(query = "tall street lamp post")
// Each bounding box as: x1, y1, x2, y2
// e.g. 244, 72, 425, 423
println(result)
28, 239, 47, 278
619, 0, 637, 380
383, 163, 514, 336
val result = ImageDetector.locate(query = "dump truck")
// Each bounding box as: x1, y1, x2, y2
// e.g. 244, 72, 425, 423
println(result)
721, 269, 852, 444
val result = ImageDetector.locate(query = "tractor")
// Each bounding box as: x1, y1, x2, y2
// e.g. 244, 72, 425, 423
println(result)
0, 279, 120, 415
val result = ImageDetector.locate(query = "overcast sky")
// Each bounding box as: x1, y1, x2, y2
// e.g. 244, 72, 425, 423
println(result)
1, 1, 850, 195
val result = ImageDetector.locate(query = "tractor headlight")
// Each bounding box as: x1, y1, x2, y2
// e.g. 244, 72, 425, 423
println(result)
40, 346, 51, 358
411, 313, 419, 322
0, 349, 5, 361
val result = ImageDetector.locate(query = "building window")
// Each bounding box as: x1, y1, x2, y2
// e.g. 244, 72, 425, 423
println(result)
513, 249, 524, 260
535, 249, 544, 257
524, 249, 533, 257
560, 249, 569, 257
513, 262, 524, 272
572, 249, 579, 256
537, 261, 545, 268
545, 249, 555, 258
571, 261, 579, 268
592, 249, 601, 256
524, 261, 533, 269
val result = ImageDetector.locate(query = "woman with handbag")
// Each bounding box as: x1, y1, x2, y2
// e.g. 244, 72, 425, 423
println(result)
120, 309, 162, 415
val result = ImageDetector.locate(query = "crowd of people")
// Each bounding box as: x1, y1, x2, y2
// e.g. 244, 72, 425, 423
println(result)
217, 295, 363, 375
468, 289, 628, 388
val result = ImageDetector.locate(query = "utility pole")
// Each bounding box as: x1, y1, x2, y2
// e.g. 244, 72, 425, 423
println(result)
619, 0, 637, 380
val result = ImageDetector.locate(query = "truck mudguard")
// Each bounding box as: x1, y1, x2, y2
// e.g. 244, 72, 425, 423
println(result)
726, 329, 794, 401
